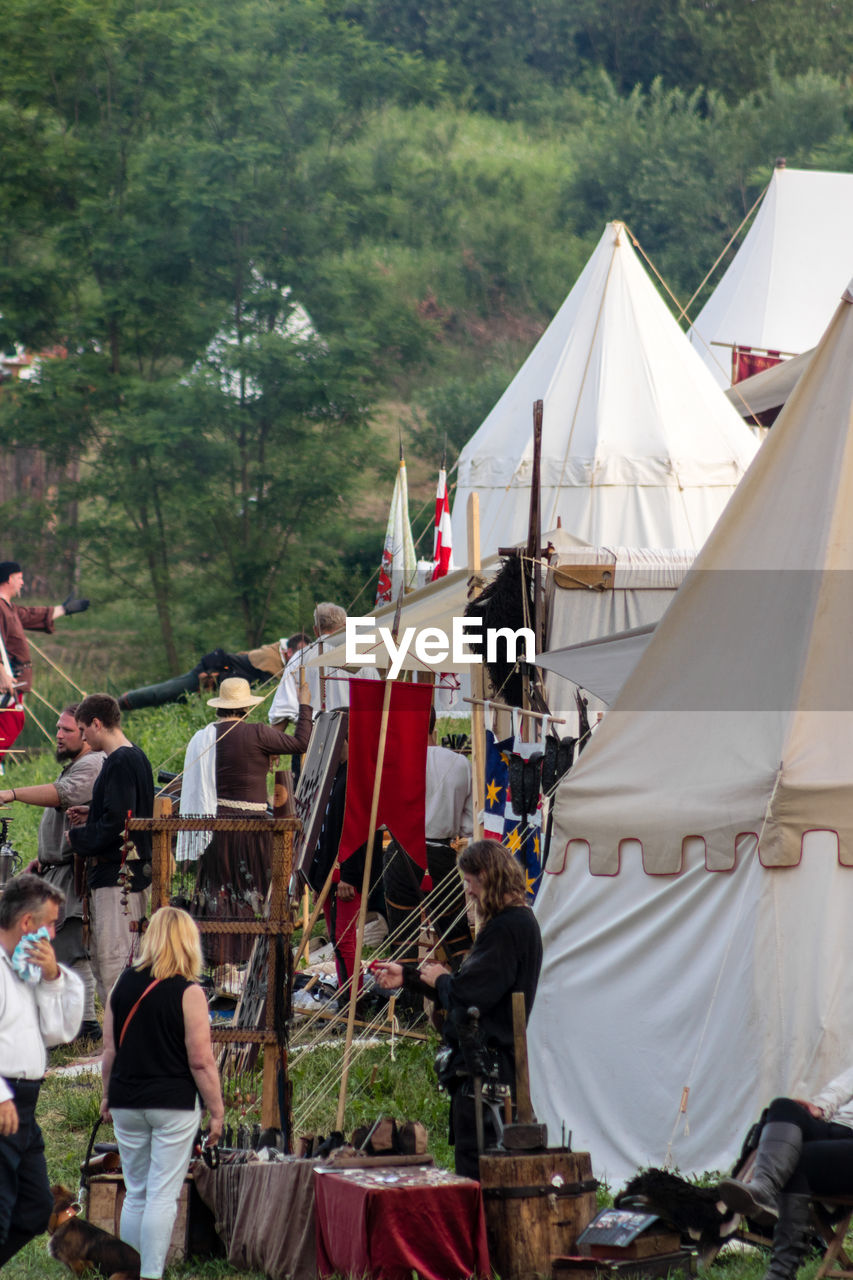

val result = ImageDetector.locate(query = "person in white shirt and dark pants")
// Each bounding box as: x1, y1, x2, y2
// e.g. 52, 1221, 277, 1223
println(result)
0, 874, 84, 1265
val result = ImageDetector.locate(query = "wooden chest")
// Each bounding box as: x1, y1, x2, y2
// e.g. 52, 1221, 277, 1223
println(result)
87, 1172, 221, 1264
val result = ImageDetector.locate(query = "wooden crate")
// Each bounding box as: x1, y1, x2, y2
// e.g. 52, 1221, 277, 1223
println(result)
584, 1231, 682, 1259
87, 1172, 220, 1264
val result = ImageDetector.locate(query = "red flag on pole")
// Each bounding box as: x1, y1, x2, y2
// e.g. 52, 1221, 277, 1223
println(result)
431, 466, 453, 581
338, 678, 432, 869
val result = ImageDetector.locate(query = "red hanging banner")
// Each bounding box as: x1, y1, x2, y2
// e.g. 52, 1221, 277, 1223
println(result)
339, 678, 432, 869
732, 345, 784, 385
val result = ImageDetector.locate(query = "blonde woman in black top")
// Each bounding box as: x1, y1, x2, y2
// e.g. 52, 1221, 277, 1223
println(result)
100, 907, 223, 1280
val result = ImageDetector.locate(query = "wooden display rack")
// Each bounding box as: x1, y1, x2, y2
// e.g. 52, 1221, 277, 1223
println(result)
127, 797, 300, 1134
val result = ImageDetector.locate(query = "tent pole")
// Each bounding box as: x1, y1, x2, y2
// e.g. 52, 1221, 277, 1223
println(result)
524, 399, 544, 729
467, 493, 486, 840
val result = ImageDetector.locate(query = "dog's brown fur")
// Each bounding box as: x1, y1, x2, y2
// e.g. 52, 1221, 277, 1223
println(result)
47, 1184, 141, 1280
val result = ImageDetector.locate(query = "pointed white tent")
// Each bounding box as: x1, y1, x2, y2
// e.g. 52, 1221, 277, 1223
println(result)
450, 222, 758, 560
529, 281, 853, 1185
690, 165, 853, 387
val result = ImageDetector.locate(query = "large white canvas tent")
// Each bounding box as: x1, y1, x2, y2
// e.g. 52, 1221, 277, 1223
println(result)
450, 221, 759, 560
529, 280, 853, 1186
690, 164, 853, 387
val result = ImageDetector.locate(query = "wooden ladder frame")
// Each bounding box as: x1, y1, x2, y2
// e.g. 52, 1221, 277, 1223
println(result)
127, 797, 300, 1135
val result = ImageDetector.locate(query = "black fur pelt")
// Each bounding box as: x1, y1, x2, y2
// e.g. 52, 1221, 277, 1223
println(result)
464, 554, 530, 706
615, 1168, 741, 1246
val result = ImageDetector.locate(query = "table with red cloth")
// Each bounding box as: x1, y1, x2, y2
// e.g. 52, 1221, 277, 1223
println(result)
314, 1164, 491, 1280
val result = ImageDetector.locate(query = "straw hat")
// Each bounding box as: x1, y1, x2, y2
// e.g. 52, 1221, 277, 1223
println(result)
207, 677, 264, 710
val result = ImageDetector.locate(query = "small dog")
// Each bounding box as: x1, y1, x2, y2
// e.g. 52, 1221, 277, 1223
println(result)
47, 1184, 141, 1279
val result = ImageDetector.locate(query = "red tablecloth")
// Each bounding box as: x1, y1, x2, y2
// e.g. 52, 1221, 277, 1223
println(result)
315, 1165, 490, 1280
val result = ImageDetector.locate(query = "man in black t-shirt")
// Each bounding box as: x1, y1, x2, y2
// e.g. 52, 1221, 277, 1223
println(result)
67, 694, 154, 1003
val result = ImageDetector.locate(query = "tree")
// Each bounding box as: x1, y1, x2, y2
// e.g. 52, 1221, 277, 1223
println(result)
182, 274, 374, 643
0, 0, 425, 666
564, 72, 852, 310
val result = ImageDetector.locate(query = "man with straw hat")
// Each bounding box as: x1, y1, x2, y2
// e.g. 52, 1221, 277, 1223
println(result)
178, 674, 313, 966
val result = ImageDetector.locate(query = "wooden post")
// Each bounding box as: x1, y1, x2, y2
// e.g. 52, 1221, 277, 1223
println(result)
467, 493, 486, 840
335, 676, 394, 1131
272, 769, 293, 816
151, 795, 173, 911
293, 858, 338, 969
262, 824, 291, 1131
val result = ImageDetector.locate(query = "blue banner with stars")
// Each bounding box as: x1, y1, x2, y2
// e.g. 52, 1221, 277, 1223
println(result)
483, 730, 543, 901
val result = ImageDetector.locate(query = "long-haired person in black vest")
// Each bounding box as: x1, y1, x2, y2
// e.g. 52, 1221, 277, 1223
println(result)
374, 839, 543, 1178
100, 907, 223, 1280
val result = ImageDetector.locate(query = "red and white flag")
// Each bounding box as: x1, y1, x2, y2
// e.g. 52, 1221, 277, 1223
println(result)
376, 453, 418, 605
431, 467, 453, 581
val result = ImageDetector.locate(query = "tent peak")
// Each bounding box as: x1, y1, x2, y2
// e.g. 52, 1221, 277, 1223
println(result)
451, 220, 757, 557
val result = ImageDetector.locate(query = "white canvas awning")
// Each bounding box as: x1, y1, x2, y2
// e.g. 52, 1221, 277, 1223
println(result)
536, 624, 655, 705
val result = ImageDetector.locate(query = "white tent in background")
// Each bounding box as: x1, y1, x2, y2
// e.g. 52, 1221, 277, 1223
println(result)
450, 221, 759, 560
690, 164, 853, 387
529, 280, 853, 1186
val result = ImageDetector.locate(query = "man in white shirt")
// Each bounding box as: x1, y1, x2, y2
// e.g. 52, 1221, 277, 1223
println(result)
269, 602, 380, 726
0, 874, 84, 1265
1, 704, 104, 1042
382, 707, 473, 978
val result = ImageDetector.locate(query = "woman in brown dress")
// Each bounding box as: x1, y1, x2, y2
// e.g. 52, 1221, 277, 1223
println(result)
179, 674, 312, 965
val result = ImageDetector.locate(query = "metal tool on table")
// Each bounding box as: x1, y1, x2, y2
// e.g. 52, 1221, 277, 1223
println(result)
501, 990, 547, 1151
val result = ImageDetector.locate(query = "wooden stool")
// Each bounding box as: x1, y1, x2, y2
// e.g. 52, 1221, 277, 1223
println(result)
812, 1197, 853, 1279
